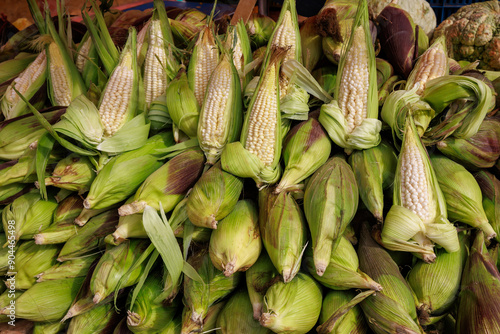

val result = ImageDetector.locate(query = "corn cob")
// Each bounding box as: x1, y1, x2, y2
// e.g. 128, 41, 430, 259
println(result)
216, 289, 272, 334
181, 301, 226, 334
209, 200, 261, 276
1, 277, 85, 322
259, 272, 322, 333
259, 187, 307, 283
197, 54, 243, 164
381, 115, 459, 262
0, 52, 38, 84
225, 20, 253, 89
183, 248, 241, 326
431, 154, 496, 239
304, 156, 359, 276
84, 132, 174, 210
36, 255, 98, 282
91, 239, 150, 303
276, 117, 331, 194
1, 51, 47, 119
98, 27, 139, 137
304, 237, 382, 291
13, 241, 60, 290
358, 223, 425, 334
405, 36, 448, 95
186, 162, 243, 229
188, 26, 219, 106
318, 290, 369, 334
318, 0, 380, 152
68, 301, 121, 334
221, 47, 288, 188
144, 20, 168, 108
457, 231, 500, 333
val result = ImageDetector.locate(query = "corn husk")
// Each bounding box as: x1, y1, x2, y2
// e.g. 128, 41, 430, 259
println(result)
181, 301, 225, 334
318, 290, 369, 334
209, 199, 261, 276
259, 272, 323, 334
358, 223, 424, 334
259, 187, 307, 283
33, 320, 68, 333
118, 147, 204, 216
84, 132, 175, 210
34, 195, 83, 244
160, 314, 182, 334
67, 301, 121, 334
0, 151, 40, 187
57, 210, 119, 261
127, 273, 179, 333
36, 255, 99, 282
381, 115, 459, 262
246, 250, 279, 320
74, 205, 114, 227
0, 233, 18, 276
13, 241, 60, 290
186, 162, 243, 229
348, 140, 398, 222
183, 249, 241, 326
246, 13, 276, 48
0, 183, 31, 205
42, 153, 96, 194
2, 277, 85, 322
407, 233, 467, 326
0, 289, 22, 323
91, 239, 150, 303
475, 170, 500, 242
304, 237, 382, 291
300, 16, 322, 72
275, 117, 331, 194
457, 231, 500, 333
216, 289, 272, 334
171, 197, 212, 243
304, 156, 358, 276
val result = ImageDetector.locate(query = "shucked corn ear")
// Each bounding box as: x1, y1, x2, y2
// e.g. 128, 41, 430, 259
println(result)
84, 132, 174, 210
183, 248, 242, 326
221, 47, 288, 188
348, 140, 398, 223
407, 233, 467, 325
186, 162, 243, 229
91, 239, 150, 304
318, 0, 381, 152
381, 115, 459, 262
304, 237, 382, 291
304, 156, 359, 276
358, 223, 424, 334
457, 231, 500, 333
405, 36, 448, 95
118, 147, 204, 216
259, 272, 322, 333
1, 50, 47, 119
275, 117, 331, 194
188, 25, 219, 107
197, 54, 243, 165
225, 20, 253, 90
98, 27, 139, 137
259, 187, 307, 283
431, 154, 496, 239
209, 199, 261, 276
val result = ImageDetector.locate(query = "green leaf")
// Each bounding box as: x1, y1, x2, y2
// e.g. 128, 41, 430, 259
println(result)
35, 132, 56, 200
129, 249, 160, 310
182, 261, 204, 284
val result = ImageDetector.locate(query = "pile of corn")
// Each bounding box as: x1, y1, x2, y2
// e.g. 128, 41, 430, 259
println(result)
0, 0, 499, 332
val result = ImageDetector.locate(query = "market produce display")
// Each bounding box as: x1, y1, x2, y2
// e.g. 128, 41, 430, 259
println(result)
0, 0, 499, 333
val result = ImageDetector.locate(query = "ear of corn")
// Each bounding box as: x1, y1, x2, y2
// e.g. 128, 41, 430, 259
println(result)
381, 115, 459, 262
225, 20, 253, 90
111, 213, 146, 244
405, 36, 448, 95
36, 254, 99, 282
259, 272, 323, 333
118, 147, 204, 216
209, 199, 261, 276
245, 250, 279, 320
431, 154, 496, 239
183, 249, 241, 326
0, 183, 30, 206
407, 233, 467, 326
58, 210, 118, 261
188, 26, 220, 107
457, 231, 500, 333
84, 132, 174, 210
475, 171, 500, 243
259, 188, 307, 283
91, 239, 150, 303
0, 290, 22, 322
197, 54, 243, 165
300, 16, 322, 72
358, 223, 425, 334
0, 234, 19, 276
43, 153, 96, 194
2, 277, 85, 322
246, 13, 276, 48
348, 140, 398, 222
276, 117, 331, 194
67, 300, 121, 334
304, 237, 382, 291
0, 153, 39, 187
181, 300, 226, 334
221, 47, 287, 188
186, 162, 244, 229
318, 290, 369, 334
1, 50, 47, 119
304, 156, 359, 276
